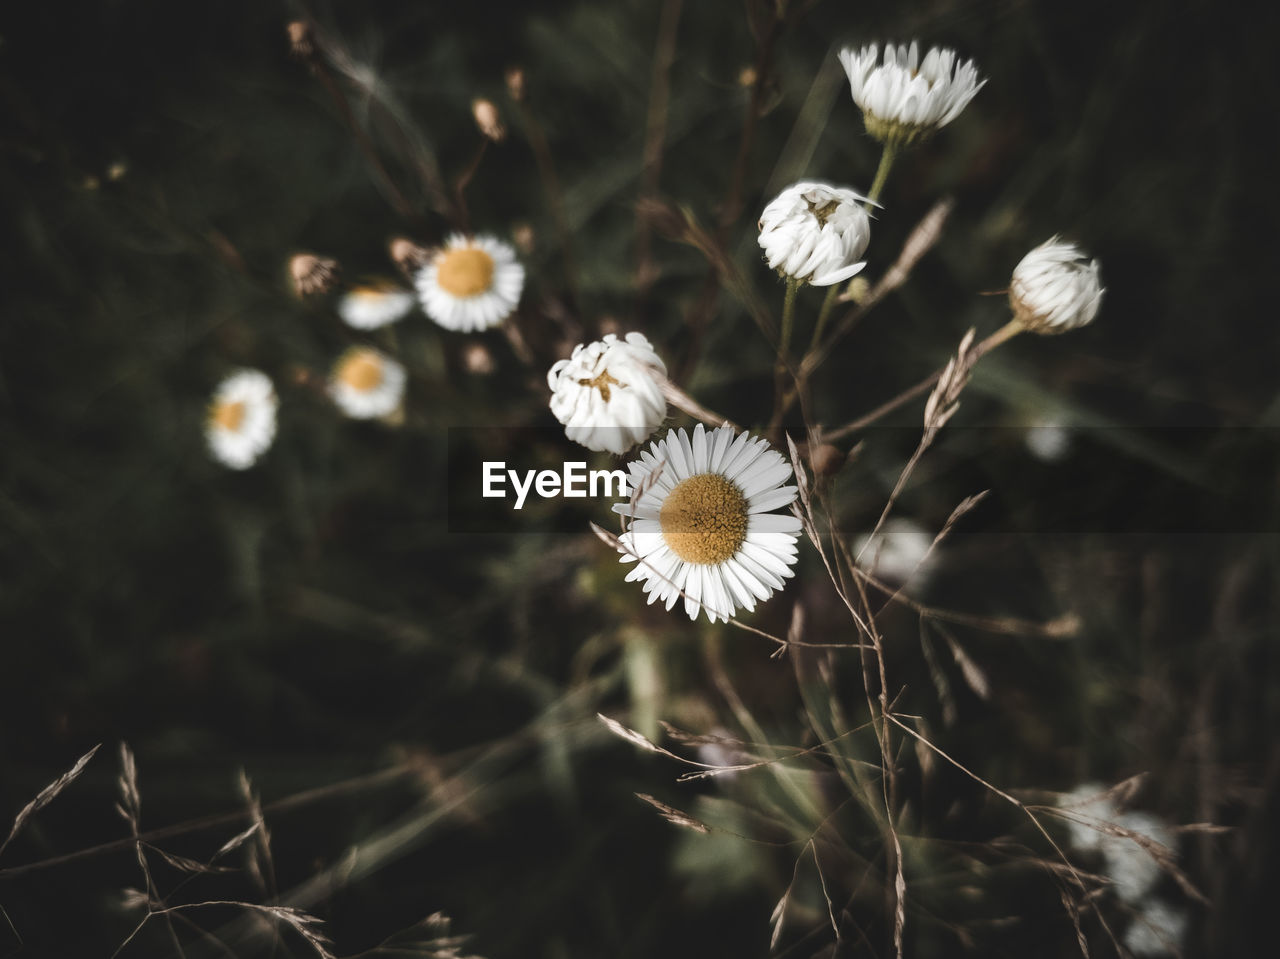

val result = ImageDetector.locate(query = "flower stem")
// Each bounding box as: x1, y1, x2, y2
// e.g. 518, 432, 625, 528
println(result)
866, 141, 897, 209
779, 278, 800, 359
809, 284, 841, 352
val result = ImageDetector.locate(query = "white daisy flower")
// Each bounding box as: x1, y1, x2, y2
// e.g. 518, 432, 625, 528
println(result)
838, 41, 985, 146
1102, 810, 1173, 904
206, 369, 278, 470
336, 279, 416, 330
328, 346, 406, 420
758, 182, 872, 287
1059, 785, 1174, 903
414, 233, 524, 332
1123, 898, 1188, 957
547, 332, 668, 455
1010, 238, 1104, 334
1024, 412, 1073, 462
611, 424, 803, 624
854, 517, 937, 588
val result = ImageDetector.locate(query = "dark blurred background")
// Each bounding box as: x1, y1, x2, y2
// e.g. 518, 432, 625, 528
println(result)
1, 0, 1277, 956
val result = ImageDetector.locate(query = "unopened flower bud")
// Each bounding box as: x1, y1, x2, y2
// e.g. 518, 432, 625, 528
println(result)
511, 222, 535, 255
462, 342, 495, 375
505, 67, 525, 101
287, 20, 316, 60
758, 182, 872, 287
289, 253, 339, 297
838, 41, 985, 147
388, 237, 433, 276
1009, 238, 1104, 334
472, 99, 506, 143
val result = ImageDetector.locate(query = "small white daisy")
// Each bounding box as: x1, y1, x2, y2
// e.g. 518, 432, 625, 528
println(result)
1010, 238, 1104, 334
414, 233, 524, 332
838, 41, 985, 146
1024, 412, 1073, 462
854, 517, 937, 588
611, 424, 803, 624
336, 279, 417, 330
547, 332, 668, 455
1123, 898, 1188, 957
1103, 810, 1173, 904
206, 369, 278, 470
328, 346, 406, 420
758, 182, 872, 287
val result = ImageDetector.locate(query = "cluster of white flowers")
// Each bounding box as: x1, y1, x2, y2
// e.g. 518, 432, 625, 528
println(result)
1059, 785, 1187, 956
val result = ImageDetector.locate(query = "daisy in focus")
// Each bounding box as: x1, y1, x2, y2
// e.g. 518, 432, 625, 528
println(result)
1009, 238, 1104, 334
415, 233, 524, 333
547, 332, 668, 455
206, 369, 278, 470
328, 346, 406, 420
337, 279, 416, 330
757, 181, 872, 287
838, 41, 985, 147
612, 424, 802, 623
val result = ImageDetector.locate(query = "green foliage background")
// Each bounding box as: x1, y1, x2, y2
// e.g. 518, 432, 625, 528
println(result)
1, 0, 1276, 956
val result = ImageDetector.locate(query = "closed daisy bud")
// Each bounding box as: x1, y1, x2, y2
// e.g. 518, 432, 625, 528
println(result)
289, 253, 339, 297
287, 20, 316, 60
388, 237, 433, 276
504, 66, 525, 102
415, 233, 524, 333
206, 370, 278, 470
757, 182, 872, 287
1009, 238, 1104, 334
336, 279, 416, 330
838, 41, 985, 147
547, 332, 667, 455
471, 98, 505, 142
611, 424, 803, 624
328, 346, 406, 420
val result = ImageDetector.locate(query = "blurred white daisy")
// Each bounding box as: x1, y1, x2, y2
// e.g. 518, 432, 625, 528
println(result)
547, 332, 668, 455
1059, 785, 1173, 903
206, 369, 278, 470
854, 517, 937, 588
414, 233, 524, 332
337, 279, 416, 330
1010, 238, 1104, 334
758, 181, 872, 287
328, 346, 406, 420
1124, 897, 1188, 957
1024, 412, 1073, 462
611, 424, 802, 623
838, 41, 985, 146
1103, 810, 1173, 903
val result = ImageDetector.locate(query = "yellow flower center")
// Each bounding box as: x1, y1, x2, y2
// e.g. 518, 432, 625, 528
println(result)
350, 279, 399, 300
436, 247, 495, 297
578, 368, 622, 402
338, 351, 384, 392
211, 399, 246, 432
659, 472, 748, 566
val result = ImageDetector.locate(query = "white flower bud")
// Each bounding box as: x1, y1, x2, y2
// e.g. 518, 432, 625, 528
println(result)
757, 182, 872, 287
838, 41, 985, 146
547, 332, 667, 455
1010, 238, 1104, 334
